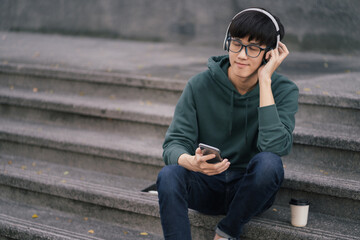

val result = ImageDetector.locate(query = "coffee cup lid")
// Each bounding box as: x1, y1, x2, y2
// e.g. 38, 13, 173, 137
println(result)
289, 198, 310, 206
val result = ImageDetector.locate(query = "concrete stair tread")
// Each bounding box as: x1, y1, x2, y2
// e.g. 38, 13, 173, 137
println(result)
1, 157, 359, 239
296, 121, 359, 139
1, 61, 359, 110
1, 31, 360, 101
0, 118, 359, 194
246, 204, 360, 240
0, 87, 174, 126
0, 155, 160, 217
294, 121, 360, 151
0, 118, 164, 166
2, 200, 359, 240
1, 153, 154, 192
284, 160, 359, 186
0, 197, 162, 240
0, 152, 360, 200
0, 61, 187, 91
295, 72, 360, 109
1, 87, 358, 153
283, 162, 360, 200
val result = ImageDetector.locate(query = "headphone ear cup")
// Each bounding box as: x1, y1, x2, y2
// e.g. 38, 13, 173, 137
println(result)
225, 37, 230, 51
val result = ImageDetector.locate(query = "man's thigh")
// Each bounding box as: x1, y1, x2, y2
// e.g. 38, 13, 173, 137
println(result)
158, 165, 228, 215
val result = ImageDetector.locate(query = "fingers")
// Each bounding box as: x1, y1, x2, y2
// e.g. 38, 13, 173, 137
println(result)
277, 42, 289, 59
195, 147, 215, 163
265, 50, 272, 61
199, 159, 230, 176
278, 41, 289, 52
195, 147, 202, 155
194, 147, 230, 176
214, 159, 231, 174
265, 42, 288, 67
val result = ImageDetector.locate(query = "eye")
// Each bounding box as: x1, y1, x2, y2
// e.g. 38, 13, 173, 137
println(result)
248, 45, 260, 51
232, 41, 241, 46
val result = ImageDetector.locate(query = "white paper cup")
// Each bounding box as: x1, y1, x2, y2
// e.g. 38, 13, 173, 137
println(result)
289, 198, 310, 227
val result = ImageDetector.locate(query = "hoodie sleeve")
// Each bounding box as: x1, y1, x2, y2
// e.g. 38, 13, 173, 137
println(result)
162, 82, 198, 165
257, 80, 299, 156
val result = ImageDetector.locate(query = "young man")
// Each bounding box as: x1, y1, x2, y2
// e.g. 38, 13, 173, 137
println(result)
157, 8, 299, 240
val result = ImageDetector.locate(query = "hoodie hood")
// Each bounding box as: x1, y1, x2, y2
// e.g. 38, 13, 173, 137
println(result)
208, 55, 260, 97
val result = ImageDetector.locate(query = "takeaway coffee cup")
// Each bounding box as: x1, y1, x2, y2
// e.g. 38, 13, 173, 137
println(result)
289, 198, 310, 227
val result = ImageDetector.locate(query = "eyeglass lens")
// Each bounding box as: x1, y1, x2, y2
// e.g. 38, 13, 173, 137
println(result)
229, 40, 262, 58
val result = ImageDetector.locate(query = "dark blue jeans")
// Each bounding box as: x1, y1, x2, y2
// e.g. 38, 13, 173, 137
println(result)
156, 152, 284, 240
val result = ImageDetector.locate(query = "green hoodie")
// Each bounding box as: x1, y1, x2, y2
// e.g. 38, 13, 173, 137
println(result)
163, 55, 299, 170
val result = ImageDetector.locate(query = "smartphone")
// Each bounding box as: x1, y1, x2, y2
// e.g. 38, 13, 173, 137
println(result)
199, 143, 223, 164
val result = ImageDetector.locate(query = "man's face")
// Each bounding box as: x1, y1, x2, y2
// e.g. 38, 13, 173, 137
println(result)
228, 36, 266, 81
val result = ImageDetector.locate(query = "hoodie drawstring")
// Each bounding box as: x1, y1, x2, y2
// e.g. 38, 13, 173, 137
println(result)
245, 98, 249, 144
229, 91, 234, 136
229, 92, 249, 144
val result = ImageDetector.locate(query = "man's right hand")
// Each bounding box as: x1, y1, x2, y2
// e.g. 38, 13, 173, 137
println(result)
178, 148, 230, 176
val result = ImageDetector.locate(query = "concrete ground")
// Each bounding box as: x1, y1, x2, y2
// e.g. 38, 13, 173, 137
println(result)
0, 31, 359, 240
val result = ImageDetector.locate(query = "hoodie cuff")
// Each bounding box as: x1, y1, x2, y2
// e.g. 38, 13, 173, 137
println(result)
258, 104, 281, 128
166, 147, 189, 165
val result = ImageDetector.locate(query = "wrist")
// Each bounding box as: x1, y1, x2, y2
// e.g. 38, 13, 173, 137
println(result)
259, 76, 272, 86
259, 78, 275, 107
178, 153, 194, 168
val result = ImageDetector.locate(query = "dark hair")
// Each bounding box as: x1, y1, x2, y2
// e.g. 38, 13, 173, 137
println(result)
228, 8, 284, 49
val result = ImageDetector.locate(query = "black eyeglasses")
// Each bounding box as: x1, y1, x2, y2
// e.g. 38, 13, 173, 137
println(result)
228, 38, 268, 58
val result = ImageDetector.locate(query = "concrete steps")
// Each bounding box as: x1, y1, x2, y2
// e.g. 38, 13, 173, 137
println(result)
0, 32, 359, 239
0, 118, 163, 180
1, 156, 359, 240
0, 117, 358, 221
0, 201, 163, 240
0, 88, 359, 182
0, 63, 184, 105
0, 156, 162, 240
0, 67, 358, 174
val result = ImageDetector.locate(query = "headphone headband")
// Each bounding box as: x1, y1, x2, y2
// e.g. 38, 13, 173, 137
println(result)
223, 8, 280, 50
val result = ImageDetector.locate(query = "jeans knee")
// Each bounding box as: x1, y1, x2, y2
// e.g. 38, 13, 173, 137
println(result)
249, 152, 284, 186
157, 165, 187, 193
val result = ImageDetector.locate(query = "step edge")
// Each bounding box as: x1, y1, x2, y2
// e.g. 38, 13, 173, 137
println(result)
0, 92, 358, 151
1, 62, 359, 110
2, 163, 359, 214
0, 117, 358, 160
246, 215, 360, 240
284, 169, 360, 200
0, 62, 186, 92
0, 88, 173, 126
0, 129, 164, 167
2, 168, 359, 240
0, 213, 103, 240
293, 127, 360, 152
0, 170, 160, 217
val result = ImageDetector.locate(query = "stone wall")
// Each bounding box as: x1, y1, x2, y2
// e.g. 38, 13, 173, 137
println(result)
0, 0, 359, 53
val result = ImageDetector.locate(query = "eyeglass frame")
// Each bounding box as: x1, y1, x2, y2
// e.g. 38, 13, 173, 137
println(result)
227, 37, 270, 58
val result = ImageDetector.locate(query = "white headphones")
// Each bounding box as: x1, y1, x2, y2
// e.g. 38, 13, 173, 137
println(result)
223, 8, 280, 51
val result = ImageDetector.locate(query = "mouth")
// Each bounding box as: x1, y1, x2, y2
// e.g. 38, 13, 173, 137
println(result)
235, 62, 249, 68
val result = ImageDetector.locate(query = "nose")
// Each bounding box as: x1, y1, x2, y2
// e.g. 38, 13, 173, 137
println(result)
237, 46, 248, 59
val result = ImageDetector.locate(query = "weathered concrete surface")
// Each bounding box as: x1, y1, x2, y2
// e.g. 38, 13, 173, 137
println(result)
0, 0, 359, 53
0, 30, 359, 239
1, 31, 359, 90
1, 156, 360, 239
